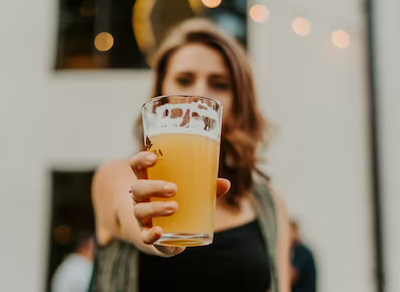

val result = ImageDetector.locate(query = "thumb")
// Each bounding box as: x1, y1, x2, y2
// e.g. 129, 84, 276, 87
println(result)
217, 178, 230, 198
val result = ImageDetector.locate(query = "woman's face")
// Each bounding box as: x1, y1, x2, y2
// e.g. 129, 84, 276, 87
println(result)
161, 43, 233, 115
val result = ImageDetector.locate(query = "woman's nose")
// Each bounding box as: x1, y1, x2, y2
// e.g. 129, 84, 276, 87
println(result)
193, 80, 211, 98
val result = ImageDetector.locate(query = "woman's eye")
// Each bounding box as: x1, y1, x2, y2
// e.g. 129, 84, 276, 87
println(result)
176, 77, 193, 86
212, 81, 230, 90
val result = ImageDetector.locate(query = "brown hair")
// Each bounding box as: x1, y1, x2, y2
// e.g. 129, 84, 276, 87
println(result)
136, 18, 269, 207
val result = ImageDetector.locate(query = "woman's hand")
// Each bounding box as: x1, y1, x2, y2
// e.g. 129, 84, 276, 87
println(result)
129, 151, 230, 257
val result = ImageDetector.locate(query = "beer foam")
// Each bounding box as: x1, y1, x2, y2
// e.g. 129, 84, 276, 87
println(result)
144, 100, 222, 142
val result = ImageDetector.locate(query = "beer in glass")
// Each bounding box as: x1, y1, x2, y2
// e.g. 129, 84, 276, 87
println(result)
141, 95, 223, 247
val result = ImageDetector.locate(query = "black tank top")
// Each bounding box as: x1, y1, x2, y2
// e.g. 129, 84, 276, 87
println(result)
138, 219, 271, 292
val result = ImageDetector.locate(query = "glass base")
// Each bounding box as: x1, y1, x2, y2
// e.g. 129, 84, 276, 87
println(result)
154, 233, 213, 247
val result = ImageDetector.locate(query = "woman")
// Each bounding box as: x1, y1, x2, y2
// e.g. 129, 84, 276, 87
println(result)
90, 18, 290, 292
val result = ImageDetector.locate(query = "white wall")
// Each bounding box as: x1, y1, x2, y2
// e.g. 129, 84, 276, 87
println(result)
0, 0, 377, 291
249, 1, 373, 292
373, 0, 400, 291
49, 72, 152, 168
0, 1, 49, 291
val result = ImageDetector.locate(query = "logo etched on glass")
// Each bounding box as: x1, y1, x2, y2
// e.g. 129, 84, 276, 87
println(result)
145, 136, 153, 151
145, 136, 163, 157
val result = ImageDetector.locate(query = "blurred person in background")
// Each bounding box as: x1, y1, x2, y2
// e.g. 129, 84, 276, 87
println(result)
90, 18, 290, 292
51, 231, 94, 292
290, 221, 317, 292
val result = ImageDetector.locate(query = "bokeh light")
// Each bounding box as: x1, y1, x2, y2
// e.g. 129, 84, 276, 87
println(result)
54, 225, 72, 245
331, 29, 350, 49
249, 4, 269, 23
201, 0, 222, 8
292, 17, 311, 36
94, 32, 114, 52
79, 5, 96, 17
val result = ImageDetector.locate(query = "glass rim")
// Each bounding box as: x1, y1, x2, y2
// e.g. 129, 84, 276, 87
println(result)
142, 94, 222, 109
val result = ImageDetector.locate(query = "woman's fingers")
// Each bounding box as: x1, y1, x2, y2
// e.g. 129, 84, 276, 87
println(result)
134, 201, 178, 226
141, 227, 186, 257
217, 178, 230, 198
130, 152, 229, 198
141, 226, 163, 244
131, 178, 226, 202
140, 227, 186, 256
131, 180, 177, 202
129, 152, 157, 179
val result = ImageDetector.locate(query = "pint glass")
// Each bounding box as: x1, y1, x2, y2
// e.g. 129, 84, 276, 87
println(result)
141, 95, 223, 247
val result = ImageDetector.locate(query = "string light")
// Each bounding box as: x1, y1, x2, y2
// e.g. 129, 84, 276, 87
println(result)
332, 29, 350, 49
292, 17, 311, 36
249, 4, 269, 23
94, 32, 114, 52
201, 0, 222, 8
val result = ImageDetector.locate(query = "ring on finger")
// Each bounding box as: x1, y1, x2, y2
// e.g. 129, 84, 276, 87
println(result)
129, 185, 140, 204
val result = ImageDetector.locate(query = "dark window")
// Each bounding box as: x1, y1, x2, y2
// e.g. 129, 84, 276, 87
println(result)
55, 0, 247, 69
46, 170, 95, 291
